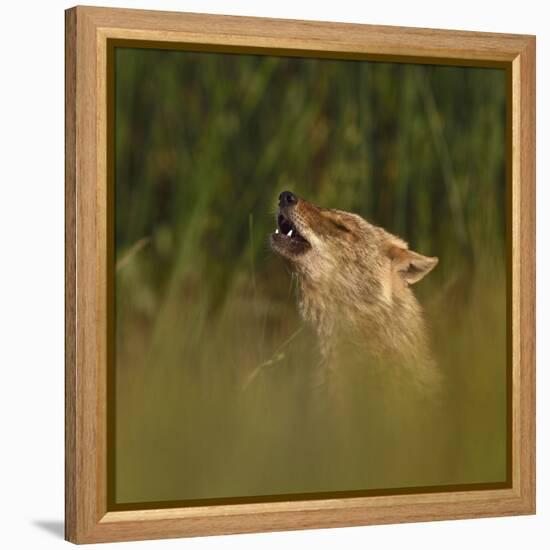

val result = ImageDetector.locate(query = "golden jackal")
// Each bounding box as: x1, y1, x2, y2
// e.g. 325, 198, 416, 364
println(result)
270, 191, 439, 391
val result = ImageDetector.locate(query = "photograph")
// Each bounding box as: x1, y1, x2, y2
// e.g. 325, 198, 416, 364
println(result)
1, 1, 543, 548
112, 46, 509, 507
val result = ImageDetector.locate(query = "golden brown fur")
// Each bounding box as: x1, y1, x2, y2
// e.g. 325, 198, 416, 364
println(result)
270, 192, 440, 391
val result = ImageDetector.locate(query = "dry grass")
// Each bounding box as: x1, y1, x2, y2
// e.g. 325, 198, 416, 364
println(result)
114, 251, 506, 504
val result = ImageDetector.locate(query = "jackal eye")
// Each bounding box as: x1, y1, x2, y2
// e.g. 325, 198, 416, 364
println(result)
331, 220, 351, 233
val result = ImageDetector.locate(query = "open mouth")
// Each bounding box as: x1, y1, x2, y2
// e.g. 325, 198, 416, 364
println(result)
270, 211, 311, 258
274, 213, 308, 244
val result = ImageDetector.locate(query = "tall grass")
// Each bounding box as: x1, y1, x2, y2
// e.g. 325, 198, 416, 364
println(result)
115, 252, 506, 503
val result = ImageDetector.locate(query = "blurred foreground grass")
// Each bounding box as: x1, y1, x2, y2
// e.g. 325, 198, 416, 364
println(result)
116, 254, 506, 502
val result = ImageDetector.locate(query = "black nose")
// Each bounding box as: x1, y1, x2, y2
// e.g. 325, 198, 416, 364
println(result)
279, 191, 297, 207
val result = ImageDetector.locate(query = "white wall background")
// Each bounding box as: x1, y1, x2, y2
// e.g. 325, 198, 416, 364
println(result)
0, 1, 546, 548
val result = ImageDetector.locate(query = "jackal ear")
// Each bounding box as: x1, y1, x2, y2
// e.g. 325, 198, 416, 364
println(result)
387, 244, 438, 285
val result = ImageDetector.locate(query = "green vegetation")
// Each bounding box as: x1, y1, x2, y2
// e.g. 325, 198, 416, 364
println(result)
114, 48, 507, 504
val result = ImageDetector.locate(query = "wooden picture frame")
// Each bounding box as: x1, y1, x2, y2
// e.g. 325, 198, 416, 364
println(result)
65, 5, 536, 544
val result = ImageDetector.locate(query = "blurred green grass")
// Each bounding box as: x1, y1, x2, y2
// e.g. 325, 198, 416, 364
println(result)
114, 48, 507, 504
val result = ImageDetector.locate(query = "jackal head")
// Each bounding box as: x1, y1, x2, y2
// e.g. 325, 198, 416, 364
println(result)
270, 190, 438, 300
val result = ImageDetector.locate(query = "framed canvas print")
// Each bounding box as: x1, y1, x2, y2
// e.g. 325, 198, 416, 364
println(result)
65, 6, 536, 544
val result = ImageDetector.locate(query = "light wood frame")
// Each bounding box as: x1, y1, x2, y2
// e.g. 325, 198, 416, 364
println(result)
65, 5, 536, 544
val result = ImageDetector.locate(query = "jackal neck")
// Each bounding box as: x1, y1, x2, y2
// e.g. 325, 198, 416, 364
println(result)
296, 269, 433, 371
